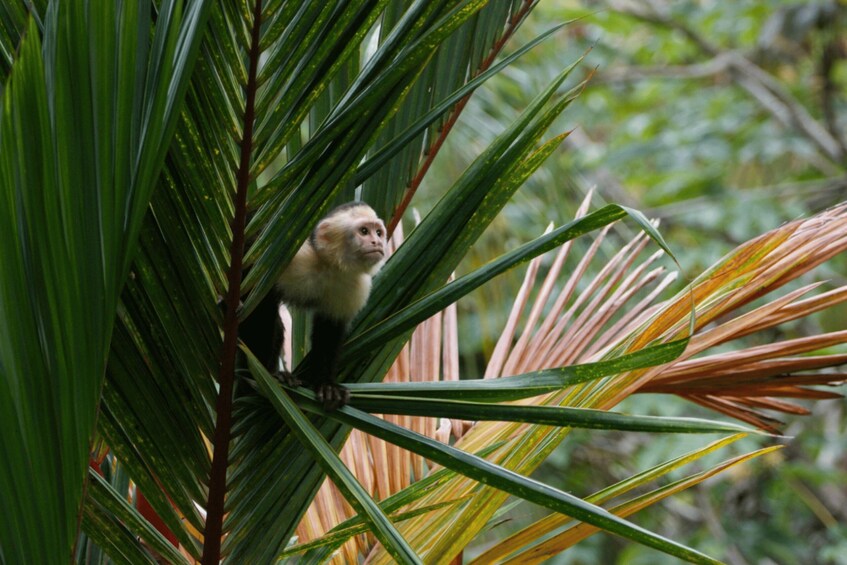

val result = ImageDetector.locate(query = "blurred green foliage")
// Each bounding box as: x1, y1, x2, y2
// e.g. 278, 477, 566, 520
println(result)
422, 0, 847, 358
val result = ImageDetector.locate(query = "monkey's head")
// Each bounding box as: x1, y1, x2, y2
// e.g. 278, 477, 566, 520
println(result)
312, 202, 387, 273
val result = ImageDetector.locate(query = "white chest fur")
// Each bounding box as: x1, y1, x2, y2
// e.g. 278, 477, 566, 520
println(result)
276, 242, 372, 321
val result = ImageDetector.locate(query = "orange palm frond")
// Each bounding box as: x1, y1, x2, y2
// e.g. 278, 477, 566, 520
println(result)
364, 202, 847, 562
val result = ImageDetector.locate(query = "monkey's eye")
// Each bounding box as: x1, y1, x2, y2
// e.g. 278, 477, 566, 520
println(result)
360, 227, 369, 235
376, 229, 383, 237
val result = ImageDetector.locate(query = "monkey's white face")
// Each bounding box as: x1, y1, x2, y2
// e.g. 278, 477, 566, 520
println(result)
313, 204, 387, 273
348, 216, 386, 270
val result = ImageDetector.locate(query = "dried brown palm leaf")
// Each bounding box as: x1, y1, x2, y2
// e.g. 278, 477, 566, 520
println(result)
604, 207, 847, 426
364, 203, 847, 563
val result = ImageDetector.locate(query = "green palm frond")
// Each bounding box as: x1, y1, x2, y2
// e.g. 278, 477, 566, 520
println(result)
0, 3, 211, 562
0, 1, 587, 562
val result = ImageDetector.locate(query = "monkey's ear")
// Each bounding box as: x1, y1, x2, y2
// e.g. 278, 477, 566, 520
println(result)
314, 219, 333, 246
312, 218, 347, 268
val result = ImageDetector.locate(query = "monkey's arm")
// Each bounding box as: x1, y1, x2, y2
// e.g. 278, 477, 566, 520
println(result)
308, 313, 350, 410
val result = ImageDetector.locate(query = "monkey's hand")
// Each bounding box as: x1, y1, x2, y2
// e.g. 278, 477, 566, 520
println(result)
316, 382, 350, 411
273, 370, 302, 389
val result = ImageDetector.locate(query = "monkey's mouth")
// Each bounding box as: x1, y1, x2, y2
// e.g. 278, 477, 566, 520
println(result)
365, 249, 385, 257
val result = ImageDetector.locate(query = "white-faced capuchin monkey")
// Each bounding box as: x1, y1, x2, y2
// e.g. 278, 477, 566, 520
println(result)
240, 202, 387, 410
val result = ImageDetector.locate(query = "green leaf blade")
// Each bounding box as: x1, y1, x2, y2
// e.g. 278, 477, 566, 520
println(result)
348, 395, 756, 435
250, 351, 422, 565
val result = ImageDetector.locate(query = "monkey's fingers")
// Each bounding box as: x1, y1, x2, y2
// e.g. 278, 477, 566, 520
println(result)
273, 370, 302, 388
316, 383, 350, 411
